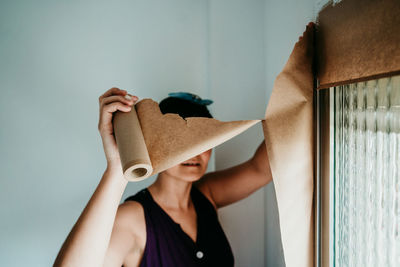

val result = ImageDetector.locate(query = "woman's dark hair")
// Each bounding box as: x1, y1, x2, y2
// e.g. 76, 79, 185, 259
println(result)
159, 96, 213, 119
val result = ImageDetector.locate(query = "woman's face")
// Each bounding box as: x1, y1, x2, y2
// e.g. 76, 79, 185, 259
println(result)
162, 149, 212, 182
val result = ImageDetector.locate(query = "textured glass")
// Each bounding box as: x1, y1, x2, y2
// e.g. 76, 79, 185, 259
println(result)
333, 76, 400, 267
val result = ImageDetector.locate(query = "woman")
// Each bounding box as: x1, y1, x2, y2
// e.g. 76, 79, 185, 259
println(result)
54, 87, 272, 267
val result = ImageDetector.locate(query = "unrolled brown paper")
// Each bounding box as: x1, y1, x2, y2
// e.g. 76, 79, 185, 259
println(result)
262, 24, 314, 267
113, 99, 260, 181
113, 24, 315, 267
316, 0, 400, 89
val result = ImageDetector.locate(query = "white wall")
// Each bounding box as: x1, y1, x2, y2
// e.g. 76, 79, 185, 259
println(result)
207, 1, 266, 266
0, 1, 209, 266
0, 0, 324, 266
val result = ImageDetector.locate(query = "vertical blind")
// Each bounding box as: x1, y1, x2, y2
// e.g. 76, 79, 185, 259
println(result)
334, 75, 400, 266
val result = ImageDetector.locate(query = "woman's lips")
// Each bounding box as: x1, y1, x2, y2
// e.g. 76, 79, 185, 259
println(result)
181, 163, 200, 167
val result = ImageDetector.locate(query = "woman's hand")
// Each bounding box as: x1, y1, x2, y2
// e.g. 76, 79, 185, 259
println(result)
98, 87, 138, 169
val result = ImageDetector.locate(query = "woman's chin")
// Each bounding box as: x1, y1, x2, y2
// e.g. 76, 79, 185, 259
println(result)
174, 169, 204, 182
162, 164, 207, 182
178, 172, 203, 182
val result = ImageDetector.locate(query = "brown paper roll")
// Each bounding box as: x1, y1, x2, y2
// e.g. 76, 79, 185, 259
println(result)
113, 98, 260, 182
113, 103, 153, 181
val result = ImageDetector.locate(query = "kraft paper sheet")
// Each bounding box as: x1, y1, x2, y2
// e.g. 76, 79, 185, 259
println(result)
262, 24, 314, 267
113, 24, 314, 267
316, 0, 400, 89
113, 99, 260, 181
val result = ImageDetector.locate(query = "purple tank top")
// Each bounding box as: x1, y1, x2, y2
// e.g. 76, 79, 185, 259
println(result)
124, 185, 234, 267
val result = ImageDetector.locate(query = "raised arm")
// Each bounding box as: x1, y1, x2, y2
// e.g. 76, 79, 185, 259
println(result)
197, 140, 272, 209
54, 88, 138, 266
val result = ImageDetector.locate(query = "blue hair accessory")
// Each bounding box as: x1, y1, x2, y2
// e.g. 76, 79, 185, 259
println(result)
168, 92, 213, 106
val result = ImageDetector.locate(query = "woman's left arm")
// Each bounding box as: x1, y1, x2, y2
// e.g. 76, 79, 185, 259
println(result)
197, 140, 272, 209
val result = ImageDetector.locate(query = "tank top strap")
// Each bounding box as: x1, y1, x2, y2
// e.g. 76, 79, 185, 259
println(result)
191, 185, 218, 218
124, 188, 152, 207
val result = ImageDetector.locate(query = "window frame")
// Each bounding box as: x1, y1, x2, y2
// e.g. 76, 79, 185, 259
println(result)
315, 0, 400, 265
315, 87, 333, 267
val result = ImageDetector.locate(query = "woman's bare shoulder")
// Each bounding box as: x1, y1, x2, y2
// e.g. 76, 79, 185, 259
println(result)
104, 201, 146, 266
115, 200, 146, 234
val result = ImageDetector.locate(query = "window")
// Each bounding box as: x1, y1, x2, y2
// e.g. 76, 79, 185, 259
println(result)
317, 76, 400, 267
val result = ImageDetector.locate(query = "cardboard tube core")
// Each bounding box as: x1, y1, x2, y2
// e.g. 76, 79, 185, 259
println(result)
124, 163, 153, 181
113, 102, 153, 181
133, 168, 148, 177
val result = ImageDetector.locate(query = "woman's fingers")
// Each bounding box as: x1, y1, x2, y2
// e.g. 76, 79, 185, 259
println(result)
97, 88, 139, 134
97, 87, 141, 165
100, 94, 136, 108
104, 101, 132, 113
99, 102, 131, 129
99, 87, 126, 103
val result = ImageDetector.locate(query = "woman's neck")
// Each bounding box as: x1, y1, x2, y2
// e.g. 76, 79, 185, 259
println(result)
148, 172, 193, 210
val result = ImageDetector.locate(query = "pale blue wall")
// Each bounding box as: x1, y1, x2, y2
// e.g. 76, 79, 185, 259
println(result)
0, 1, 209, 266
207, 1, 266, 266
0, 0, 323, 266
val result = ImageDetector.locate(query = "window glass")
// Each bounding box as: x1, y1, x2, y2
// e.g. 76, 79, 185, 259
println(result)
334, 76, 400, 266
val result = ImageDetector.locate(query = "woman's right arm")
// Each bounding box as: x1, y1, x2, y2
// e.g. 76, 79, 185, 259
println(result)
53, 87, 138, 267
